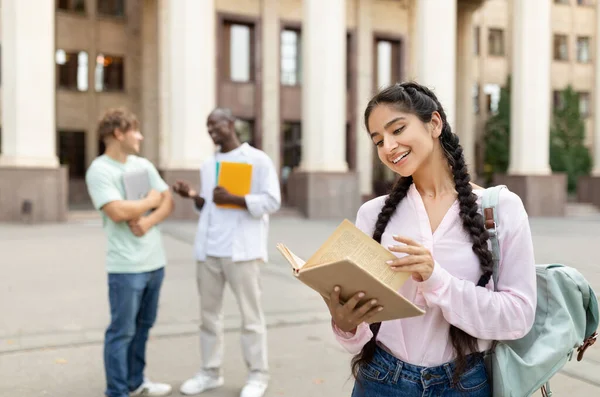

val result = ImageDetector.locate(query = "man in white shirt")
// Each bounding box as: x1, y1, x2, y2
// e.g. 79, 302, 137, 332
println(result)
173, 108, 281, 397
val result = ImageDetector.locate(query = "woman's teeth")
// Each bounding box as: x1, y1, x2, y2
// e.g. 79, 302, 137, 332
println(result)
392, 151, 410, 164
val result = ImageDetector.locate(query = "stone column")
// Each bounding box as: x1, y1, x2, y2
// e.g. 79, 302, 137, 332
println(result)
261, 0, 280, 171
299, 0, 347, 173
578, 1, 600, 207
356, 0, 374, 201
141, 0, 160, 165
0, 0, 68, 222
456, 4, 477, 176
158, 0, 216, 219
494, 0, 566, 216
286, 0, 360, 218
415, 0, 457, 129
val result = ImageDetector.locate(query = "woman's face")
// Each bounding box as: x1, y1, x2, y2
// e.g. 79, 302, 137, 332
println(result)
367, 104, 442, 177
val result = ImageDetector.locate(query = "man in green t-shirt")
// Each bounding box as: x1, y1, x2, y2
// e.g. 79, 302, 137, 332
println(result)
85, 108, 174, 397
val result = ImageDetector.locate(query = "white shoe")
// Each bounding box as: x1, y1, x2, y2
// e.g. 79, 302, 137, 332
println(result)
130, 379, 172, 396
240, 379, 268, 397
179, 372, 224, 395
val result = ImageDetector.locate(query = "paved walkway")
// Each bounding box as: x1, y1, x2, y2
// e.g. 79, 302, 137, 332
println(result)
1, 210, 600, 396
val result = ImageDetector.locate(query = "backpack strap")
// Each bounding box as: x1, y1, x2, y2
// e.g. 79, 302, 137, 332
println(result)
481, 185, 507, 290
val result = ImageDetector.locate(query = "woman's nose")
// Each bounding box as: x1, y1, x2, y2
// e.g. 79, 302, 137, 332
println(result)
382, 135, 398, 153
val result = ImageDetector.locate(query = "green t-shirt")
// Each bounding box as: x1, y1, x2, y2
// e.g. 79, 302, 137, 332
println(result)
85, 154, 169, 274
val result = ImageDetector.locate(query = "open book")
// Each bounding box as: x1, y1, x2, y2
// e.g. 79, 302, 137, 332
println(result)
276, 219, 425, 323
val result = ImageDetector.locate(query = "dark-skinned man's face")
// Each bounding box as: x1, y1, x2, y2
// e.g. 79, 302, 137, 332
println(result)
206, 113, 234, 146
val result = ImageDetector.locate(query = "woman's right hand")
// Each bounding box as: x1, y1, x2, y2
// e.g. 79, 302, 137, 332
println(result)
324, 286, 383, 334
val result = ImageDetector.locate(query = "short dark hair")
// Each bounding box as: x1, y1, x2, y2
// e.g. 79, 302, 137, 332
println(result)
97, 107, 139, 142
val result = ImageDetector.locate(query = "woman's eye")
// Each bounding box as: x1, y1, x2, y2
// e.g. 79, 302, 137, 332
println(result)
393, 127, 404, 135
375, 140, 383, 147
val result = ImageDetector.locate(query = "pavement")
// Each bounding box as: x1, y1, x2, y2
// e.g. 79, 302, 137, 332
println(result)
1, 208, 600, 397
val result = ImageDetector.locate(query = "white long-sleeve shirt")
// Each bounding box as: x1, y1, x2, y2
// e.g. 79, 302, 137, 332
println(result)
333, 184, 537, 367
194, 143, 281, 263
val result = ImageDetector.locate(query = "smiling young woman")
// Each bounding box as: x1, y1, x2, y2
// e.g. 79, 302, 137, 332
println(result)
322, 82, 537, 397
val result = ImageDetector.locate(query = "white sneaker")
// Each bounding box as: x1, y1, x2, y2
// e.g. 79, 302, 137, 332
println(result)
240, 379, 268, 397
179, 372, 224, 395
130, 379, 172, 396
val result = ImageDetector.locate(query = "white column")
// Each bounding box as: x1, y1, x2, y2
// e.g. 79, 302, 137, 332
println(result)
141, 0, 160, 165
415, 0, 457, 129
300, 0, 347, 172
261, 0, 280, 171
456, 5, 477, 172
593, 1, 600, 176
158, 0, 215, 170
356, 0, 374, 196
0, 0, 58, 168
508, 0, 551, 175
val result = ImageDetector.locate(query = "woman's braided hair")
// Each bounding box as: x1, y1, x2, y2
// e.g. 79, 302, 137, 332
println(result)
351, 82, 493, 381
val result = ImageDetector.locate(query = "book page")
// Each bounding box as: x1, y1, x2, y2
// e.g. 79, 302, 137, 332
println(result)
305, 219, 409, 291
275, 243, 306, 270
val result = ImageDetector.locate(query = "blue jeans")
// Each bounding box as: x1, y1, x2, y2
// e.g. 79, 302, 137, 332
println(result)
351, 345, 491, 397
104, 267, 165, 397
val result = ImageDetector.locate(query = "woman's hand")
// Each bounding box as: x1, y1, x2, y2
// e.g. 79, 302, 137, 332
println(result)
387, 235, 435, 282
324, 286, 383, 334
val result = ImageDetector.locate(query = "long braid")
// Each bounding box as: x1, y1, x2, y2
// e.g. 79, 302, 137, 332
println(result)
408, 84, 494, 287
354, 82, 494, 383
350, 176, 413, 380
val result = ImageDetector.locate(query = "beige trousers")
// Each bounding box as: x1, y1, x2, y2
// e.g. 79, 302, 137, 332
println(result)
196, 257, 268, 376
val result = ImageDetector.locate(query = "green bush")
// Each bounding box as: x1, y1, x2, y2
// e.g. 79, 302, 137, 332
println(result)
550, 86, 592, 193
483, 76, 511, 185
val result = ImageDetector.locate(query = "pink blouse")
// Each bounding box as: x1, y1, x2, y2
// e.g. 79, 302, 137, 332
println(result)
332, 184, 537, 367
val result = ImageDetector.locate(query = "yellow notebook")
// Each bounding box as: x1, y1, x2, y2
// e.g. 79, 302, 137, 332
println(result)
216, 161, 253, 209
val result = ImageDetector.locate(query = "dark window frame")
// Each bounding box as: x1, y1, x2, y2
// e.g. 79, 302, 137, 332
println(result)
95, 53, 125, 92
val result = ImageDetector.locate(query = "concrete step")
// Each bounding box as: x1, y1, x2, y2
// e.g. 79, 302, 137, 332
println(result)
565, 202, 600, 217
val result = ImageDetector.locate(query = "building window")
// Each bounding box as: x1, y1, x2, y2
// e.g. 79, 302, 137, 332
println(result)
222, 21, 255, 83
235, 119, 254, 146
488, 28, 505, 56
95, 54, 124, 92
554, 34, 569, 61
347, 33, 352, 90
57, 130, 87, 179
98, 0, 125, 17
553, 90, 565, 110
282, 122, 302, 174
483, 84, 501, 114
56, 50, 89, 91
473, 83, 480, 115
474, 26, 480, 56
577, 37, 591, 62
375, 38, 401, 90
57, 0, 86, 13
579, 92, 591, 117
281, 29, 301, 86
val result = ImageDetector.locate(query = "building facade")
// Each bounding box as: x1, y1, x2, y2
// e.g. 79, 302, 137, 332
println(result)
0, 0, 599, 222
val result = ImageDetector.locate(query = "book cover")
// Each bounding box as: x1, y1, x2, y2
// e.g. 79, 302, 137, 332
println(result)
216, 161, 253, 209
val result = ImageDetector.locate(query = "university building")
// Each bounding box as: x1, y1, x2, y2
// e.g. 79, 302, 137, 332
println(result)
0, 0, 599, 222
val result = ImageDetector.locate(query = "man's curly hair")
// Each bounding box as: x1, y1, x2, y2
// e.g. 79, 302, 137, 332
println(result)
97, 107, 139, 143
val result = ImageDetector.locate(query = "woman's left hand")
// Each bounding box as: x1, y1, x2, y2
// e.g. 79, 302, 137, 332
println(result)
387, 235, 435, 282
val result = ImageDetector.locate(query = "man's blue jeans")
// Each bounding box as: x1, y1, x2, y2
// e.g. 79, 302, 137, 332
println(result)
104, 267, 165, 397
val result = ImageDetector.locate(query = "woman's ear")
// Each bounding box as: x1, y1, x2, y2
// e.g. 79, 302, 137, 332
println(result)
430, 112, 443, 139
